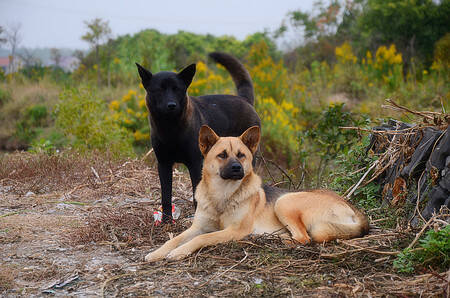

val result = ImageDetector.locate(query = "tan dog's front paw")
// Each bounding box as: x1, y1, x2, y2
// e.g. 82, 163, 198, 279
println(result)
144, 251, 166, 262
166, 247, 190, 261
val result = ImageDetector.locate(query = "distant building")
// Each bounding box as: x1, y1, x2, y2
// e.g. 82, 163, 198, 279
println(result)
0, 56, 9, 73
0, 56, 22, 74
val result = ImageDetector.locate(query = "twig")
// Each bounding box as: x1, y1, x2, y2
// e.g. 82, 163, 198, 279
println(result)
406, 214, 440, 250
338, 240, 400, 255
346, 160, 379, 198
266, 159, 295, 188
141, 148, 154, 161
384, 98, 440, 120
260, 154, 276, 185
91, 166, 101, 182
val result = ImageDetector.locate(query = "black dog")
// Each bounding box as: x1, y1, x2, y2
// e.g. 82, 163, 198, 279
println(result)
136, 52, 260, 222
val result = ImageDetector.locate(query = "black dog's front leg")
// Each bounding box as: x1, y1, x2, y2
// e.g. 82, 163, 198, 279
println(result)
187, 161, 203, 210
158, 161, 174, 222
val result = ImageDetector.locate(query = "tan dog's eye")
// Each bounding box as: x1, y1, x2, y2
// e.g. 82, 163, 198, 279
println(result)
237, 151, 245, 159
217, 151, 228, 159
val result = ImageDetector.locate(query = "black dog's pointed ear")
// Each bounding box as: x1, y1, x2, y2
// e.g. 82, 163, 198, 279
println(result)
136, 63, 152, 87
239, 126, 260, 155
178, 63, 196, 87
199, 125, 219, 156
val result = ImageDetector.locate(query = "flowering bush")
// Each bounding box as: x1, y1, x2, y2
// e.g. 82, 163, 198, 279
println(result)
109, 88, 150, 147
257, 97, 300, 163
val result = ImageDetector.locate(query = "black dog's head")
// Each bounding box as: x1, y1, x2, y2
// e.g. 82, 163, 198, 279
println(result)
136, 63, 196, 119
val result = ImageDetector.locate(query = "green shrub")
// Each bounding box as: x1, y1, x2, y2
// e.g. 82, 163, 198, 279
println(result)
0, 87, 11, 106
394, 225, 450, 273
55, 87, 134, 157
15, 105, 49, 143
299, 103, 370, 186
330, 136, 381, 209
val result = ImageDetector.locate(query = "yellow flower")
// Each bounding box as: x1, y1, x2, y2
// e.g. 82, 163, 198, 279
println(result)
423, 70, 428, 75
134, 130, 150, 141
113, 57, 120, 64
109, 100, 120, 110
139, 99, 146, 108
335, 42, 357, 64
393, 54, 402, 64
122, 93, 131, 102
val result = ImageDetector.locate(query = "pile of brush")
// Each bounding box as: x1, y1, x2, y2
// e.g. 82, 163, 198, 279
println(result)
363, 99, 449, 224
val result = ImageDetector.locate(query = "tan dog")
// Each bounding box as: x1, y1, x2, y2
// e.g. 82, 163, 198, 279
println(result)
145, 125, 369, 262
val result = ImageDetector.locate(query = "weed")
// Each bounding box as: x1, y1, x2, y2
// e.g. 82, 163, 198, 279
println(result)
0, 87, 11, 107
394, 225, 450, 273
330, 136, 381, 209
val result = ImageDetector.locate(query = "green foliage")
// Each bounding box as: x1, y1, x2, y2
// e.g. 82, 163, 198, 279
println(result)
280, 0, 450, 69
76, 29, 279, 86
299, 103, 369, 185
356, 0, 450, 66
55, 88, 134, 157
394, 225, 450, 273
0, 86, 11, 106
15, 105, 49, 143
330, 136, 381, 209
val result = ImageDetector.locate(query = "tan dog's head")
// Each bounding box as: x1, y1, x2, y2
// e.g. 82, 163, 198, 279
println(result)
198, 125, 260, 181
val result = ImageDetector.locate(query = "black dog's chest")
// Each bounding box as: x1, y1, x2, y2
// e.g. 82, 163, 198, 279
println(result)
152, 132, 200, 164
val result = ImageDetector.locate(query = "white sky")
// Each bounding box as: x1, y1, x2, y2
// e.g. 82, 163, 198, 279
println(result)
0, 0, 313, 49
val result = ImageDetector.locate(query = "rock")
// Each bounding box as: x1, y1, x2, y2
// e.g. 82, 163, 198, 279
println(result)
427, 126, 450, 171
401, 128, 442, 178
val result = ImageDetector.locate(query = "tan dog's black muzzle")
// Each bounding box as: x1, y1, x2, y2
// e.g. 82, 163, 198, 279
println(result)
220, 158, 244, 180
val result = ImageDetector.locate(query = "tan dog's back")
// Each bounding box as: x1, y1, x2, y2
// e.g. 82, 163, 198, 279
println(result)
272, 190, 369, 243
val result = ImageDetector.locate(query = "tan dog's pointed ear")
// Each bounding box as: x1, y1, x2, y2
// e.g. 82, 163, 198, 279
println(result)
239, 126, 260, 154
199, 125, 219, 156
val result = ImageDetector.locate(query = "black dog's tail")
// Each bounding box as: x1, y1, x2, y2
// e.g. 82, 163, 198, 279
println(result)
209, 52, 254, 106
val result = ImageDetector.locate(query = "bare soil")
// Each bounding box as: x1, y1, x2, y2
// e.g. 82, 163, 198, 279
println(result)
0, 152, 448, 297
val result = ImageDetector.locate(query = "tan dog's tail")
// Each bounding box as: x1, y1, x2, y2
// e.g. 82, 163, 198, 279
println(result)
209, 52, 254, 105
310, 206, 369, 242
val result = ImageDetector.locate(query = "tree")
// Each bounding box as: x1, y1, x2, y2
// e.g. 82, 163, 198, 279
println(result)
81, 18, 112, 86
50, 48, 62, 67
17, 48, 41, 67
0, 26, 6, 45
280, 0, 450, 69
355, 0, 450, 68
5, 23, 22, 73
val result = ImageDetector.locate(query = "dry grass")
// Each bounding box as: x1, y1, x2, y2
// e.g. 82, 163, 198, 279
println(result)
0, 80, 60, 147
0, 151, 448, 297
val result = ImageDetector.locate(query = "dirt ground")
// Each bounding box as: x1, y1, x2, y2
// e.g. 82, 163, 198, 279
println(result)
0, 152, 448, 297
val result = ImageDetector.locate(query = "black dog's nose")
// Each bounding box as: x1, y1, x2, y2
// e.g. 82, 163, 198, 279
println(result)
231, 162, 242, 172
167, 102, 177, 110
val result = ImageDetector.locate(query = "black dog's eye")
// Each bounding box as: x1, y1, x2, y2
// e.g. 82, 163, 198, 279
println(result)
217, 151, 228, 159
237, 151, 245, 159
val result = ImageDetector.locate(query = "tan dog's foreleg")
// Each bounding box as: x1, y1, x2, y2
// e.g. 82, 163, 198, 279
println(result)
145, 227, 204, 262
166, 226, 251, 260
